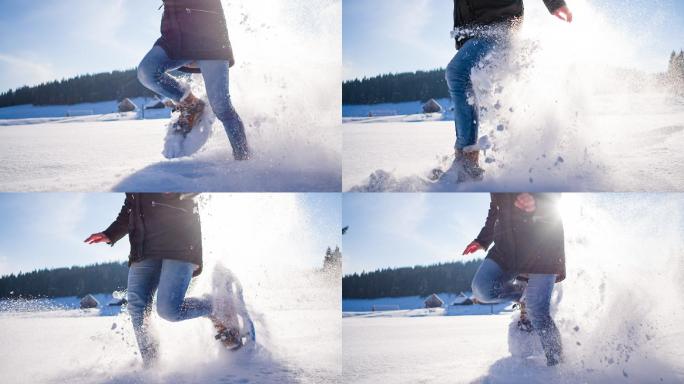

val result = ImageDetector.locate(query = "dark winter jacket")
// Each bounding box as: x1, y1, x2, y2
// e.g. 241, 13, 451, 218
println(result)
475, 193, 565, 282
452, 0, 567, 48
155, 0, 234, 65
102, 193, 203, 277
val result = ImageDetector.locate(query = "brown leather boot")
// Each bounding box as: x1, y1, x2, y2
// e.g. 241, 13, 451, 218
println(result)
210, 315, 243, 350
457, 149, 485, 182
516, 300, 533, 333
175, 92, 205, 136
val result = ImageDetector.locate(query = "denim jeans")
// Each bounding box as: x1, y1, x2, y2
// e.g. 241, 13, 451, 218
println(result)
127, 258, 212, 365
471, 258, 563, 363
445, 38, 498, 151
137, 45, 249, 159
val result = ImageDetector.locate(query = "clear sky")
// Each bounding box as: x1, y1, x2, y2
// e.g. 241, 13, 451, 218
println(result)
343, 0, 684, 80
0, 0, 162, 91
4, 1, 682, 89
342, 193, 492, 275
342, 193, 684, 276
0, 193, 340, 277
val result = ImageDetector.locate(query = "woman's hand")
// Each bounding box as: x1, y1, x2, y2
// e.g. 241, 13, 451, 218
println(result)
84, 233, 110, 244
514, 193, 536, 213
462, 241, 484, 255
553, 6, 573, 23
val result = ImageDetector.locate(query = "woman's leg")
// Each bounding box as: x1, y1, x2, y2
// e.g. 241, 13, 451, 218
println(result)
471, 258, 524, 303
137, 46, 192, 102
155, 259, 212, 322
197, 60, 250, 160
127, 259, 163, 366
525, 274, 563, 366
445, 38, 497, 152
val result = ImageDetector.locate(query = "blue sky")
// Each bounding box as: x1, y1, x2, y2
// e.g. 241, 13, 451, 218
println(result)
342, 193, 492, 275
0, 0, 162, 91
342, 193, 684, 276
3, 1, 682, 89
343, 0, 684, 80
0, 193, 340, 277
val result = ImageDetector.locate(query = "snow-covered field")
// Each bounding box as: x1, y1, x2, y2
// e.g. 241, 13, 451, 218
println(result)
343, 313, 684, 384
343, 92, 684, 192
342, 194, 684, 383
342, 98, 451, 118
0, 0, 341, 192
0, 97, 170, 120
0, 194, 342, 383
0, 304, 339, 384
0, 113, 340, 192
343, 0, 684, 192
342, 292, 511, 315
0, 279, 339, 384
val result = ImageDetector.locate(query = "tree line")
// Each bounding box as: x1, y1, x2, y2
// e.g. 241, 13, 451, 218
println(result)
0, 262, 128, 299
342, 69, 449, 105
0, 69, 155, 108
668, 50, 684, 92
343, 50, 684, 106
342, 260, 481, 299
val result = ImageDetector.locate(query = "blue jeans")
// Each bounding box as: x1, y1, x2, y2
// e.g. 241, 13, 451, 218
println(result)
127, 258, 212, 365
471, 258, 563, 363
137, 45, 249, 160
445, 38, 497, 151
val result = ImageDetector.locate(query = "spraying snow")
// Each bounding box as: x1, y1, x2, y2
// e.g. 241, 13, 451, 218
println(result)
0, 194, 341, 383
342, 194, 684, 383
0, 0, 341, 192
344, 0, 684, 192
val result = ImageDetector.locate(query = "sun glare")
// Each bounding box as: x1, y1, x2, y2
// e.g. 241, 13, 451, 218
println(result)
557, 194, 582, 229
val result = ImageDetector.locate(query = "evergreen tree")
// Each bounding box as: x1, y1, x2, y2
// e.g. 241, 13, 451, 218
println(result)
343, 69, 449, 105
324, 246, 342, 271
0, 262, 129, 299
0, 69, 157, 108
342, 260, 481, 299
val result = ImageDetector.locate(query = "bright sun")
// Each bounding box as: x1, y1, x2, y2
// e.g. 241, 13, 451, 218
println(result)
557, 194, 583, 229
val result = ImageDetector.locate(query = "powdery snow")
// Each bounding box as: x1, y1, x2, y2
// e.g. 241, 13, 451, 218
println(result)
343, 315, 509, 383
0, 0, 341, 192
0, 194, 341, 384
0, 306, 338, 384
342, 194, 684, 383
343, 314, 683, 384
343, 94, 684, 192
0, 104, 340, 192
343, 0, 684, 192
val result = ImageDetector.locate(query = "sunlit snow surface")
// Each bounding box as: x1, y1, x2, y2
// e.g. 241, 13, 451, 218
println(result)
344, 93, 684, 192
344, 0, 684, 192
0, 194, 341, 384
342, 195, 684, 383
0, 304, 339, 384
0, 0, 341, 192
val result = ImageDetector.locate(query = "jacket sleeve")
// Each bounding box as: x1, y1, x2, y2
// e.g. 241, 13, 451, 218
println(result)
475, 197, 499, 249
102, 196, 131, 246
542, 0, 566, 13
